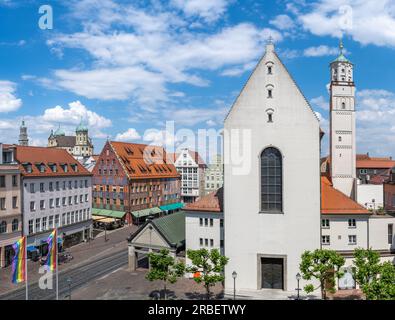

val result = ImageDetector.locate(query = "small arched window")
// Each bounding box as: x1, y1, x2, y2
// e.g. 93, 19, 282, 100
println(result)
342, 102, 346, 109
12, 219, 18, 232
267, 89, 273, 98
267, 66, 272, 74
0, 221, 6, 234
260, 147, 282, 212
338, 136, 342, 142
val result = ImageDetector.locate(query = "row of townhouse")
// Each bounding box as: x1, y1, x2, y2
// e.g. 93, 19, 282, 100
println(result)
0, 143, 92, 267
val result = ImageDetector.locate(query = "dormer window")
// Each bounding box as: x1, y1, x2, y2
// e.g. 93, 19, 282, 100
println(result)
61, 163, 68, 172
71, 164, 78, 172
23, 163, 32, 173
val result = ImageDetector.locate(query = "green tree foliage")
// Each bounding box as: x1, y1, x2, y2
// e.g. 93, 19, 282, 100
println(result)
352, 248, 381, 288
299, 249, 345, 299
186, 248, 229, 299
363, 262, 395, 300
352, 248, 395, 300
146, 249, 185, 300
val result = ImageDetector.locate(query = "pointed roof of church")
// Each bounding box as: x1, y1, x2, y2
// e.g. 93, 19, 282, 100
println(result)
224, 39, 319, 123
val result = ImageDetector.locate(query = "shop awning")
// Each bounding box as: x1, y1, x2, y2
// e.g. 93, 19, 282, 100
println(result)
159, 202, 184, 211
132, 207, 162, 218
92, 208, 125, 219
92, 215, 117, 223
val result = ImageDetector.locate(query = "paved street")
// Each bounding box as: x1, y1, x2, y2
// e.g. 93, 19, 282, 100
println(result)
0, 224, 137, 296
71, 266, 224, 300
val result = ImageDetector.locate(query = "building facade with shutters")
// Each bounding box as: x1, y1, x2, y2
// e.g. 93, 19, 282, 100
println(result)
4, 144, 93, 251
92, 141, 182, 224
0, 144, 22, 268
223, 41, 321, 297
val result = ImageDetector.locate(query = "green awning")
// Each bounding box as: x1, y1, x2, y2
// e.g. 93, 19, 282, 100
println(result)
132, 207, 162, 218
92, 208, 125, 219
159, 202, 184, 211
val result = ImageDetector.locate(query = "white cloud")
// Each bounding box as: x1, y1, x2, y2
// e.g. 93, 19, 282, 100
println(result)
299, 0, 395, 48
171, 0, 229, 22
45, 1, 283, 104
0, 80, 22, 112
166, 107, 228, 126
310, 95, 329, 110
319, 89, 395, 156
115, 128, 141, 141
269, 14, 295, 30
42, 100, 112, 129
304, 45, 343, 57
143, 129, 180, 148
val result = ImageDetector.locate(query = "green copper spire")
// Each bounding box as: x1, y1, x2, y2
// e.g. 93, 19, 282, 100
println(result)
333, 38, 351, 63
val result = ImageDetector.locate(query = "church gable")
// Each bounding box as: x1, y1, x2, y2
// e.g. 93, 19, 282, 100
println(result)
225, 43, 319, 127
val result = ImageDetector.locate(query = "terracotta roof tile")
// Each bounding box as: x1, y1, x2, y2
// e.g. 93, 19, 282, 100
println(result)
110, 141, 180, 179
5, 145, 91, 177
321, 176, 369, 215
185, 188, 223, 213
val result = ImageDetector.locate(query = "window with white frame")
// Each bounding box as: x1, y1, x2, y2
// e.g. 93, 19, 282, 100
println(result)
348, 219, 356, 228
321, 219, 330, 228
321, 235, 330, 245
348, 235, 357, 245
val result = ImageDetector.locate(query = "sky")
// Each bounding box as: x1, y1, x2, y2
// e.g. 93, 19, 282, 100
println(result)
0, 0, 395, 161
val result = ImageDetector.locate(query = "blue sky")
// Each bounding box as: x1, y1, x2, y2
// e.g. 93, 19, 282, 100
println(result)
1, 0, 395, 160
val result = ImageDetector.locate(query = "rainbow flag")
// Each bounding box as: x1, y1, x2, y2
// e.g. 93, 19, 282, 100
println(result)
11, 237, 26, 284
46, 229, 57, 271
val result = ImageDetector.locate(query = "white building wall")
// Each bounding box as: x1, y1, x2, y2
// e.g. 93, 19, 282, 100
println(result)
356, 184, 384, 210
185, 212, 224, 269
22, 176, 92, 245
174, 149, 201, 201
368, 215, 395, 252
321, 215, 369, 251
224, 43, 321, 296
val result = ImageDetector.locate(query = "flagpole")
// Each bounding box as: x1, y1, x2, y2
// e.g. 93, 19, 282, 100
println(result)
56, 228, 59, 300
25, 237, 28, 300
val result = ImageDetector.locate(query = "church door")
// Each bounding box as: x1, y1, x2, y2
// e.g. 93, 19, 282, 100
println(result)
261, 257, 284, 289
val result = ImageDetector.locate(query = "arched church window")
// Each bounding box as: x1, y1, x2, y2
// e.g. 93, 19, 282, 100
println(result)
260, 147, 282, 212
266, 109, 274, 123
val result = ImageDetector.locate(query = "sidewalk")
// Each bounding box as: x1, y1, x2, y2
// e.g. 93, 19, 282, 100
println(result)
0, 224, 137, 295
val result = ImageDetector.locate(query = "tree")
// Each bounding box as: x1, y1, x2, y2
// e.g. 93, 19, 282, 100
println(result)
352, 248, 395, 300
363, 262, 395, 300
352, 248, 381, 289
146, 249, 185, 300
186, 248, 229, 299
299, 249, 345, 299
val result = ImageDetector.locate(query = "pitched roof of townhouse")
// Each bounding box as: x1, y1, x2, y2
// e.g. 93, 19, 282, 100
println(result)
167, 150, 207, 167
321, 154, 395, 171
5, 144, 91, 177
356, 154, 395, 169
128, 211, 185, 249
184, 187, 223, 213
321, 176, 370, 215
109, 141, 180, 180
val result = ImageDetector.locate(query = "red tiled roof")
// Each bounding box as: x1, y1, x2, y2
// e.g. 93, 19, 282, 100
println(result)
5, 145, 91, 177
321, 176, 369, 215
185, 188, 223, 213
110, 141, 180, 179
322, 154, 395, 170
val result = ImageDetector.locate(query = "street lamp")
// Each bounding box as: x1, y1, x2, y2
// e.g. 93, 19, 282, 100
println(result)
232, 271, 237, 300
66, 277, 72, 300
295, 273, 301, 300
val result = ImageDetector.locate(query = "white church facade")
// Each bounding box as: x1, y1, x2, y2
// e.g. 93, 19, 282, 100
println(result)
221, 40, 394, 299
223, 41, 321, 297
